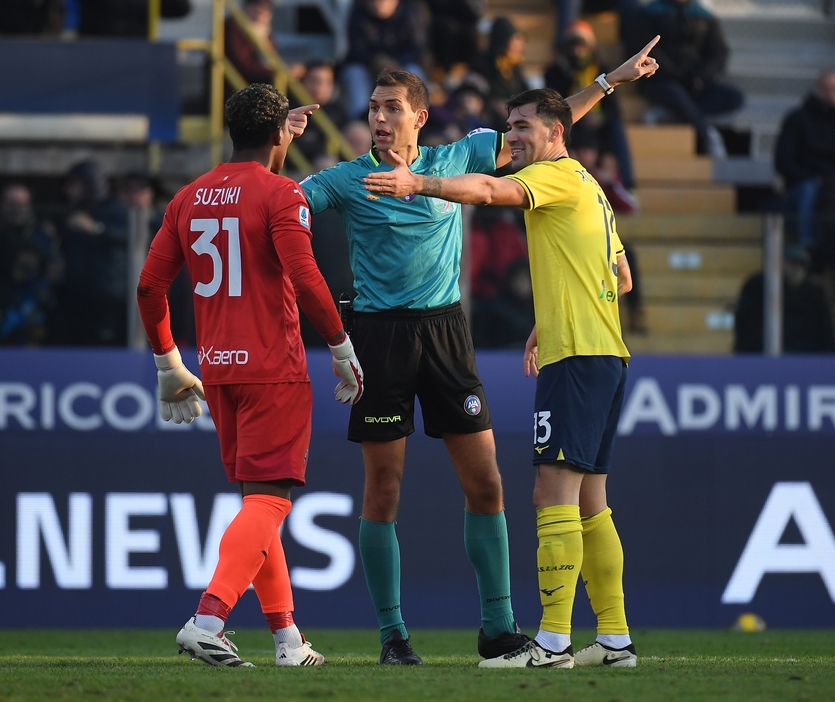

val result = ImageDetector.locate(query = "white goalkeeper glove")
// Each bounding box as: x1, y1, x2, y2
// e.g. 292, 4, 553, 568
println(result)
328, 335, 364, 405
154, 346, 206, 424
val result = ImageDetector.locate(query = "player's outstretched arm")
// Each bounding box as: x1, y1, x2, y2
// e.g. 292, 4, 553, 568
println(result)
565, 35, 660, 123
328, 335, 364, 405
364, 151, 528, 207
155, 346, 206, 424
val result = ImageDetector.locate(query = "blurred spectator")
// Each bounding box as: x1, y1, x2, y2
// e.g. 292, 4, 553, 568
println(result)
293, 61, 349, 163
554, 0, 582, 44
116, 172, 158, 213
78, 0, 191, 37
774, 69, 835, 253
52, 160, 130, 346
342, 120, 373, 157
0, 184, 62, 345
471, 258, 536, 349
473, 17, 530, 131
546, 19, 635, 190
627, 0, 744, 158
569, 128, 638, 214
225, 0, 304, 95
553, 0, 641, 47
734, 245, 835, 353
425, 0, 484, 78
469, 206, 528, 302
0, 0, 64, 35
423, 75, 490, 144
113, 172, 198, 348
341, 0, 430, 120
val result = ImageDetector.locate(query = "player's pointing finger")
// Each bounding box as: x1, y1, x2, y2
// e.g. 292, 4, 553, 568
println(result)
641, 35, 660, 57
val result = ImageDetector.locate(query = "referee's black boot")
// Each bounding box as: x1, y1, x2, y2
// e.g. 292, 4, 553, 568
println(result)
380, 630, 423, 665
478, 625, 532, 659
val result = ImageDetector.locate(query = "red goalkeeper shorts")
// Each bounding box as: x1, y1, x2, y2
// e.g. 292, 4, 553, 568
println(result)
205, 382, 312, 485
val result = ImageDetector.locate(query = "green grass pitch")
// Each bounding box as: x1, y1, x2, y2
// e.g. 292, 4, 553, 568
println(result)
1, 628, 833, 701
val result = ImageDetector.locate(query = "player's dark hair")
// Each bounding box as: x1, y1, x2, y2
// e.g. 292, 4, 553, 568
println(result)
506, 88, 573, 145
374, 70, 429, 112
225, 83, 289, 150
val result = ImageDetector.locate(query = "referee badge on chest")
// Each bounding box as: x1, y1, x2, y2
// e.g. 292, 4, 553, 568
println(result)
464, 395, 482, 416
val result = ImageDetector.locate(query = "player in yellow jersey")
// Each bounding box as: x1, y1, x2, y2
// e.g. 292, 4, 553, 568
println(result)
362, 36, 659, 670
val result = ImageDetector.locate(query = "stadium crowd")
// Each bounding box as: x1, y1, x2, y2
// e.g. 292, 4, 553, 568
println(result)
1, 0, 833, 353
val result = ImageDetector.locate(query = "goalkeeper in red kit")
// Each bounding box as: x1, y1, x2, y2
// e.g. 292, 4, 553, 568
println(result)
136, 83, 363, 667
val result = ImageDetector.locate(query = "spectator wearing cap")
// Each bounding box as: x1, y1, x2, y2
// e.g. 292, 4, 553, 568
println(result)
553, 0, 643, 42
734, 245, 835, 353
546, 19, 636, 190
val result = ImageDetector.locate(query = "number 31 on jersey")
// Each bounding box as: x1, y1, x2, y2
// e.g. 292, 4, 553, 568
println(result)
190, 217, 241, 298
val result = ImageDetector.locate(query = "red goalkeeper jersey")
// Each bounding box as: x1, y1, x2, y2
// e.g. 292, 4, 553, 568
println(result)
137, 160, 343, 385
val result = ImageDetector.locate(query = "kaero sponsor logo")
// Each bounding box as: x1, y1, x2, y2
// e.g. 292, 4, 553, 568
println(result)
198, 346, 249, 366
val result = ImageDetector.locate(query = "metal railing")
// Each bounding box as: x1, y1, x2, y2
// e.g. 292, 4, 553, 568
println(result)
762, 214, 784, 356
153, 0, 356, 171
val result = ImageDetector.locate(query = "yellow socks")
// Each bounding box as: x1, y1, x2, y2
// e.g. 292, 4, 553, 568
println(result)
536, 505, 583, 634
581, 507, 629, 635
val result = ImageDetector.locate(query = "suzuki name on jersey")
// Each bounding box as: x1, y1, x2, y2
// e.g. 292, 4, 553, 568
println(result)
198, 346, 249, 365
193, 186, 242, 207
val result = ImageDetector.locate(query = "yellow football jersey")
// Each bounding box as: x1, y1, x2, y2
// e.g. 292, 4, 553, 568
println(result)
505, 157, 630, 368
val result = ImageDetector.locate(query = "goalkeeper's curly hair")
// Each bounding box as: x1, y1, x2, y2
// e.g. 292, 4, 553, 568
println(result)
225, 83, 289, 150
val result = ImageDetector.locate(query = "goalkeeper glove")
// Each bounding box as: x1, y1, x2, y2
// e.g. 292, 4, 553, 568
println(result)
328, 335, 364, 405
154, 346, 206, 424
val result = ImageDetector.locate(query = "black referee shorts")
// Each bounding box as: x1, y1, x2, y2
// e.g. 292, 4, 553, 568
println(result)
347, 302, 492, 442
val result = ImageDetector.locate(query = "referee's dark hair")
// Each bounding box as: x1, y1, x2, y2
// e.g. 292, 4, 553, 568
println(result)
374, 70, 430, 112
225, 83, 290, 150
506, 88, 574, 145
